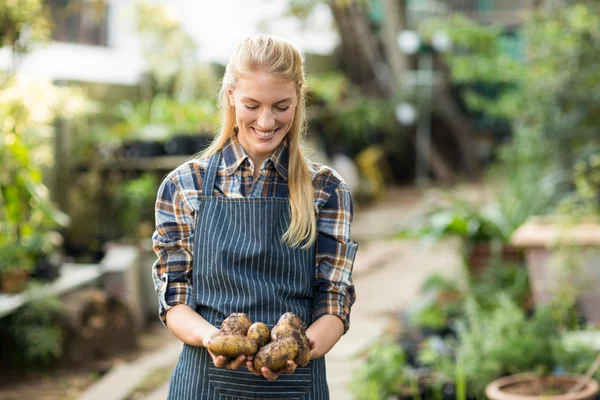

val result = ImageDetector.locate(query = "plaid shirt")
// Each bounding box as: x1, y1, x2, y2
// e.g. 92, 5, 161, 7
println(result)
152, 135, 358, 333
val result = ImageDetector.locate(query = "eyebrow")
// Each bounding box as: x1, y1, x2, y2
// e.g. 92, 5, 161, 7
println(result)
241, 97, 293, 104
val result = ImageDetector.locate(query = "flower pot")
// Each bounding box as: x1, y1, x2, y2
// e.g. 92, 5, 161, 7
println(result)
0, 270, 30, 293
511, 218, 600, 324
485, 374, 599, 400
466, 241, 524, 277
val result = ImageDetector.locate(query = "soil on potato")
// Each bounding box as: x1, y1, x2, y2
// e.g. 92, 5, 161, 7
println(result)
0, 321, 173, 400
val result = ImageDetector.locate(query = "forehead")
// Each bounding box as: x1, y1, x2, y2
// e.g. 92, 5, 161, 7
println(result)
234, 72, 297, 102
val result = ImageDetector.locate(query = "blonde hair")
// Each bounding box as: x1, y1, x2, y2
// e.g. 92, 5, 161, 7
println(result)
200, 35, 316, 249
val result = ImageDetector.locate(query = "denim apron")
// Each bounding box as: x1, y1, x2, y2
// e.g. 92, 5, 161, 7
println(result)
167, 151, 329, 399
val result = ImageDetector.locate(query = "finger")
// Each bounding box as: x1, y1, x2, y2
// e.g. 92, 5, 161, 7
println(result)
246, 360, 262, 376
213, 355, 227, 368
227, 355, 246, 370
284, 360, 297, 374
261, 367, 281, 381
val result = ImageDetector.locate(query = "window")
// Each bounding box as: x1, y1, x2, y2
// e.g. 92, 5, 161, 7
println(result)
47, 0, 109, 46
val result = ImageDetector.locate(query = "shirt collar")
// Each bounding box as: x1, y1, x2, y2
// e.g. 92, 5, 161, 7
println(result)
222, 135, 289, 181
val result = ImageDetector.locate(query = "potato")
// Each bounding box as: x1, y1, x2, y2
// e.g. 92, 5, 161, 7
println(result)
272, 312, 305, 339
271, 312, 311, 367
207, 335, 257, 358
253, 337, 298, 372
220, 313, 252, 336
247, 322, 271, 348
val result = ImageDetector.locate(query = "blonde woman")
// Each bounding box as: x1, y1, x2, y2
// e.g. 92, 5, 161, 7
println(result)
152, 34, 358, 399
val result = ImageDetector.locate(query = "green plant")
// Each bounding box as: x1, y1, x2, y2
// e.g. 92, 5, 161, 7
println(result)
0, 241, 34, 275
0, 0, 51, 67
9, 284, 64, 365
470, 261, 530, 311
114, 174, 159, 240
111, 95, 217, 141
351, 339, 408, 400
399, 198, 510, 245
410, 301, 448, 331
425, 296, 560, 397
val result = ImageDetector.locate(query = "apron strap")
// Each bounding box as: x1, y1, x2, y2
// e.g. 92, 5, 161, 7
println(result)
202, 151, 222, 196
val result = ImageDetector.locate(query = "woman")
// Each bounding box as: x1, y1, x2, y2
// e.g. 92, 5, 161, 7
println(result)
152, 34, 358, 399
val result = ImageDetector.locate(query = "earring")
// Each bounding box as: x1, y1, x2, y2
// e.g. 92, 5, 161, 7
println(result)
233, 126, 239, 134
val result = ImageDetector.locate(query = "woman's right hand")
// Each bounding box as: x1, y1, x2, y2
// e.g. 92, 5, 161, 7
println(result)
203, 330, 247, 370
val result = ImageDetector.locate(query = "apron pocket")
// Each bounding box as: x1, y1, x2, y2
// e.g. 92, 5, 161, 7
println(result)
208, 363, 312, 400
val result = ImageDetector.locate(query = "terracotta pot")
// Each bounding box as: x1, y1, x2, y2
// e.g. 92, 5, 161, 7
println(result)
467, 242, 524, 277
486, 374, 599, 400
0, 269, 30, 293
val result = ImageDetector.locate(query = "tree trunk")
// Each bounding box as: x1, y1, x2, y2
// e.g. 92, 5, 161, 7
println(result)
329, 0, 388, 96
435, 59, 480, 179
381, 0, 408, 94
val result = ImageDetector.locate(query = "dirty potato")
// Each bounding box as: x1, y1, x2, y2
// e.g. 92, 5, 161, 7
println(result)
271, 312, 306, 339
247, 322, 271, 348
271, 312, 311, 367
207, 335, 257, 358
253, 337, 298, 372
220, 313, 252, 336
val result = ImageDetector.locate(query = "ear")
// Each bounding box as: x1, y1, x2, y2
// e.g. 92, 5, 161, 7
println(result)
227, 88, 235, 107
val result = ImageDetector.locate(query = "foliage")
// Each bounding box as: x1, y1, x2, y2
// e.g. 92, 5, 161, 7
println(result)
307, 71, 402, 156
106, 1, 219, 143
409, 274, 463, 331
557, 147, 600, 216
9, 283, 64, 365
423, 296, 560, 396
351, 339, 408, 400
421, 15, 523, 121
554, 332, 600, 380
470, 261, 530, 312
399, 197, 511, 245
111, 95, 217, 141
0, 242, 34, 274
0, 76, 90, 262
0, 0, 50, 61
114, 174, 159, 240
425, 4, 600, 218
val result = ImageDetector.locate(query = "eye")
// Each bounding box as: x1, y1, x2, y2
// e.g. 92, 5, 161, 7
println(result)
276, 106, 290, 111
244, 105, 259, 110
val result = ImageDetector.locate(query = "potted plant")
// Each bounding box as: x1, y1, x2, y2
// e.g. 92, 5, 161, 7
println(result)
350, 339, 409, 400
0, 241, 34, 293
401, 197, 524, 278
408, 274, 463, 338
113, 173, 159, 244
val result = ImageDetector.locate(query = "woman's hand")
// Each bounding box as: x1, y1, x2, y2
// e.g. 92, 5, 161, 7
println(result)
203, 330, 248, 370
246, 358, 298, 381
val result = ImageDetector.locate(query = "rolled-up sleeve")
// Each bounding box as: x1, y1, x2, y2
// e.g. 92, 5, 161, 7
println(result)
313, 179, 358, 334
152, 175, 197, 325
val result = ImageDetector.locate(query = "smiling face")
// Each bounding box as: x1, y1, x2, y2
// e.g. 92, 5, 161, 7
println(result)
228, 71, 298, 169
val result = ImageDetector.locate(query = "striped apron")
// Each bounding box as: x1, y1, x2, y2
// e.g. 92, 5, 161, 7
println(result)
167, 151, 329, 399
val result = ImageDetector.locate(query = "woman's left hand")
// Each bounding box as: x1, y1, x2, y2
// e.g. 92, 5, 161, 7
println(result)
246, 359, 298, 381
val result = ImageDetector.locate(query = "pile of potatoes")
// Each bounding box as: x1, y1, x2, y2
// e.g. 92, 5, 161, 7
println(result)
207, 312, 310, 372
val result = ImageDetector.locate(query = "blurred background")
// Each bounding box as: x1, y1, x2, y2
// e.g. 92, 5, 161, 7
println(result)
1, 0, 600, 399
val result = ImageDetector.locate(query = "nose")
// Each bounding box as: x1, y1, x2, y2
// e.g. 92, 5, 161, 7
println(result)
257, 109, 275, 130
